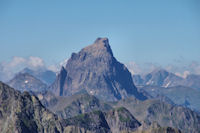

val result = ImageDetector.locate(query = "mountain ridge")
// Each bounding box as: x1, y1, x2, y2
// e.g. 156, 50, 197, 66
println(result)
132, 68, 200, 90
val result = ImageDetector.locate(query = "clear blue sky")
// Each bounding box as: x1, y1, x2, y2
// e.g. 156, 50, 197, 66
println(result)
1, 0, 200, 66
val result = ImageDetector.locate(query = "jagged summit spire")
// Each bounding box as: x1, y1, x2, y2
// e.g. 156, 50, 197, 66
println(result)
81, 37, 113, 57
51, 38, 147, 101
93, 37, 110, 49
94, 37, 109, 44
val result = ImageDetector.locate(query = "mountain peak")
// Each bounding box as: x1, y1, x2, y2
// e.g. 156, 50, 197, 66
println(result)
81, 37, 113, 58
7, 72, 47, 92
21, 67, 56, 85
94, 37, 109, 44
51, 38, 146, 101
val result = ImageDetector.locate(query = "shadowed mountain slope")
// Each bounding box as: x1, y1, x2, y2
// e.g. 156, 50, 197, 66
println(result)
0, 81, 64, 133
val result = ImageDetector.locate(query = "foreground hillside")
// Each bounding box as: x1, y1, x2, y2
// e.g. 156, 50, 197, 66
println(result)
0, 81, 182, 133
111, 98, 200, 133
36, 91, 200, 133
0, 81, 64, 133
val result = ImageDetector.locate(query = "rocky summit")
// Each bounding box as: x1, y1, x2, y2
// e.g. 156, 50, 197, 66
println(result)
0, 81, 64, 133
50, 38, 146, 101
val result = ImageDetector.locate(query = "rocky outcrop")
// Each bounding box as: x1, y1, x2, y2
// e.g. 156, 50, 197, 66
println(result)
111, 98, 200, 133
64, 126, 92, 133
47, 93, 112, 119
0, 81, 63, 133
105, 107, 141, 133
66, 110, 111, 133
132, 122, 181, 133
66, 107, 141, 133
50, 37, 146, 101
0, 82, 108, 133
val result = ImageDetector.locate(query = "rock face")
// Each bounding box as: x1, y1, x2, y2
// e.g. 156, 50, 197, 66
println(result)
66, 110, 111, 133
7, 73, 47, 92
50, 38, 146, 101
50, 67, 67, 96
105, 107, 141, 133
0, 81, 64, 133
40, 92, 188, 133
66, 107, 141, 133
133, 122, 181, 133
47, 93, 112, 119
111, 98, 200, 133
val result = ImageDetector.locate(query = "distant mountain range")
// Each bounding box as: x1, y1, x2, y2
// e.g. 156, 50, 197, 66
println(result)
6, 67, 56, 93
132, 69, 200, 112
132, 69, 200, 90
21, 67, 56, 85
50, 38, 146, 101
7, 72, 47, 92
